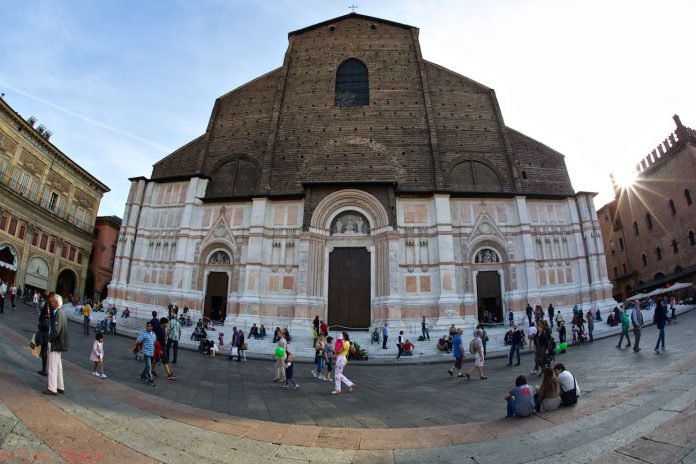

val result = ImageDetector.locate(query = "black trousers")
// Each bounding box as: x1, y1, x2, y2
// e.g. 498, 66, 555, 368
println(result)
382, 335, 388, 349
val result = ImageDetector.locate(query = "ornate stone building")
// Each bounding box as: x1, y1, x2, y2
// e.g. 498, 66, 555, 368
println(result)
108, 14, 613, 330
0, 96, 109, 297
598, 116, 696, 301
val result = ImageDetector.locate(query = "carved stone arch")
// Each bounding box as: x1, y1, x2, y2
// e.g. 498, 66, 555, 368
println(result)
445, 154, 504, 192
206, 154, 260, 197
302, 136, 405, 182
467, 236, 509, 264
310, 189, 390, 233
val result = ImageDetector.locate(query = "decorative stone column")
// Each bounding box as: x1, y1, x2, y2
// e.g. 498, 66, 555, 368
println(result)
238, 197, 267, 320
433, 194, 460, 326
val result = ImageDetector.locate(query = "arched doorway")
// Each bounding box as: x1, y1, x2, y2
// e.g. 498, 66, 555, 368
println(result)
0, 243, 19, 285
203, 250, 232, 322
205, 272, 228, 322
25, 256, 49, 293
473, 247, 504, 323
56, 269, 77, 298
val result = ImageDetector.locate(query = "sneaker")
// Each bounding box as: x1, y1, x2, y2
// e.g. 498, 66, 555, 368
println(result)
331, 390, 341, 395
325, 377, 333, 382
93, 371, 100, 377
448, 369, 453, 377
281, 384, 288, 389
167, 374, 176, 380
148, 381, 156, 387
100, 374, 108, 379
293, 384, 299, 390
529, 370, 537, 375
140, 376, 147, 382
310, 370, 317, 378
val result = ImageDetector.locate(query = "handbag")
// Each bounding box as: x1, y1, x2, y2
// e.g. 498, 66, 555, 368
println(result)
231, 347, 239, 356
30, 334, 41, 358
240, 342, 248, 350
560, 376, 578, 406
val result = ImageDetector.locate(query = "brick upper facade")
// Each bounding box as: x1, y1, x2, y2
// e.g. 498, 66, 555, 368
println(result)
151, 13, 575, 200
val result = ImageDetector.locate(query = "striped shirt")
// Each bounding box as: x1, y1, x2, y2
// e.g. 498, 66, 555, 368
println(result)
136, 331, 156, 357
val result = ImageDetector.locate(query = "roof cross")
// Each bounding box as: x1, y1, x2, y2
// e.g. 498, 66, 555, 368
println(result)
349, 5, 358, 13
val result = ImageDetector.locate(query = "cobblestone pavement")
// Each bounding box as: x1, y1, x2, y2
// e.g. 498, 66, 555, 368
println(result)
0, 302, 694, 463
0, 301, 694, 428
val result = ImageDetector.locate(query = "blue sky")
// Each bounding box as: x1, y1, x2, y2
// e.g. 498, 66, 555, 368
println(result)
1, 0, 695, 216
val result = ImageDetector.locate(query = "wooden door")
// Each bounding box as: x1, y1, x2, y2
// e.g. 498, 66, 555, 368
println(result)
328, 248, 371, 329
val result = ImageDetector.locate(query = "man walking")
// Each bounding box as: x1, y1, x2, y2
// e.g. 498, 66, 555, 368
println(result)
616, 307, 631, 348
448, 328, 465, 377
381, 322, 389, 349
421, 316, 430, 341
167, 313, 181, 364
654, 300, 668, 354
507, 324, 523, 366
43, 294, 68, 395
525, 303, 533, 326
0, 280, 6, 313
82, 302, 90, 335
547, 304, 555, 329
631, 303, 644, 353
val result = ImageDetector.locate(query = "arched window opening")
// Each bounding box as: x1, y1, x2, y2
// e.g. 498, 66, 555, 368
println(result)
521, 170, 528, 180
656, 247, 662, 261
669, 199, 677, 215
689, 230, 695, 246
672, 239, 679, 254
685, 189, 693, 206
335, 58, 369, 107
449, 160, 502, 192
641, 253, 647, 267
646, 213, 653, 229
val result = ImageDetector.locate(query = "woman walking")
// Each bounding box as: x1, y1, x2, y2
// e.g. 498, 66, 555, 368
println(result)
332, 332, 356, 395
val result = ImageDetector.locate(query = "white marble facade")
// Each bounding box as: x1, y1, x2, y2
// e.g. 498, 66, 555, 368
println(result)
107, 178, 614, 331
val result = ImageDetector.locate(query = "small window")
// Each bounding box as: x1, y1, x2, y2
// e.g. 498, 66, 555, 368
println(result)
641, 253, 647, 267
672, 239, 678, 254
618, 238, 624, 251
689, 230, 695, 246
609, 240, 615, 254
646, 213, 653, 229
656, 247, 662, 261
669, 199, 676, 215
685, 189, 693, 206
335, 58, 369, 107
48, 192, 59, 211
521, 170, 528, 180
633, 221, 639, 236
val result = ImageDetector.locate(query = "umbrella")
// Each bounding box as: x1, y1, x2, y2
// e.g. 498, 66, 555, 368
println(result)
644, 287, 668, 298
667, 282, 692, 291
626, 293, 648, 301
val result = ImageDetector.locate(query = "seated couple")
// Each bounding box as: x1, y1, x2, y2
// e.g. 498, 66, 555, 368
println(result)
505, 363, 579, 417
436, 335, 453, 352
248, 324, 267, 340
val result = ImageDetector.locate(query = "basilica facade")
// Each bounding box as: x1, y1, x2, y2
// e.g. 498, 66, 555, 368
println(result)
108, 14, 613, 331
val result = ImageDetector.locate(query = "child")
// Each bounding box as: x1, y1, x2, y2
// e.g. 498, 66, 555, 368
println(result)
90, 333, 107, 378
130, 322, 156, 387
323, 336, 334, 382
571, 325, 577, 345
311, 334, 326, 380
282, 352, 299, 390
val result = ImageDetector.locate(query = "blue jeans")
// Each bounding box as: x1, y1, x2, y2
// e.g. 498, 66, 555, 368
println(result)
508, 343, 520, 365
506, 397, 516, 417
141, 355, 153, 382
655, 327, 665, 350
315, 356, 325, 373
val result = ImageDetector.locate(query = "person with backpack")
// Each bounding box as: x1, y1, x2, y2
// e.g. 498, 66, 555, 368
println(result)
465, 329, 487, 381
506, 324, 523, 367
616, 307, 631, 348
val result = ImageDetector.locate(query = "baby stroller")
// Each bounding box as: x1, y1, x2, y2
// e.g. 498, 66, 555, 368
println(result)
95, 319, 108, 335
576, 328, 588, 344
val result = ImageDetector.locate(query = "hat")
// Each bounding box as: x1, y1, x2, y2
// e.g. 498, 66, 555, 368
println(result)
336, 333, 343, 340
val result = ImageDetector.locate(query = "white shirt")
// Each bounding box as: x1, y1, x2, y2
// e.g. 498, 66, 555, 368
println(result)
557, 370, 580, 396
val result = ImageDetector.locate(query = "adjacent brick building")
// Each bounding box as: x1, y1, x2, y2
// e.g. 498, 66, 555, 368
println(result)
0, 96, 109, 298
598, 115, 696, 301
108, 14, 613, 330
87, 215, 121, 302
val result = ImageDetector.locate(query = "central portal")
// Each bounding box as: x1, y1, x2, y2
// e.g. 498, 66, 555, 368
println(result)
476, 271, 502, 323
328, 247, 370, 329
204, 272, 228, 322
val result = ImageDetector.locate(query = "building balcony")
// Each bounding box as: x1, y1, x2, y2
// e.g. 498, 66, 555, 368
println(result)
0, 171, 93, 234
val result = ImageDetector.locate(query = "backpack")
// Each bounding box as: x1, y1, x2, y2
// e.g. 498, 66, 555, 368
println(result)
469, 339, 477, 354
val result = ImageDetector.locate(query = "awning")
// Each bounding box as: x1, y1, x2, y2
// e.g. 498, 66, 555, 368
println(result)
0, 244, 18, 271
